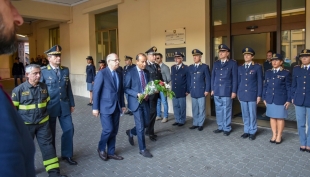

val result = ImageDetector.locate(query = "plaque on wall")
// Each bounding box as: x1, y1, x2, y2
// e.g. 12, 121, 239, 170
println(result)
165, 28, 186, 45
165, 47, 186, 62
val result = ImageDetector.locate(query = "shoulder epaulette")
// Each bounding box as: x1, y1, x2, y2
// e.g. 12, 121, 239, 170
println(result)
294, 65, 300, 67
231, 59, 236, 62
41, 66, 47, 70
267, 69, 272, 71
255, 63, 261, 65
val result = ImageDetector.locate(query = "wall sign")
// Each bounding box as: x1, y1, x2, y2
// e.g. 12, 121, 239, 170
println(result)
165, 47, 186, 62
165, 28, 186, 45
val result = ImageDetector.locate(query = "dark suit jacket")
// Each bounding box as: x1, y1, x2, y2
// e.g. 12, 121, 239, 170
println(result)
0, 86, 35, 177
188, 63, 211, 98
291, 65, 310, 107
124, 67, 150, 111
146, 62, 163, 82
40, 65, 75, 117
171, 63, 189, 98
93, 67, 125, 114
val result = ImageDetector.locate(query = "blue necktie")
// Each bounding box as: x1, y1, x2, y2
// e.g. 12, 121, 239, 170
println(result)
112, 71, 118, 89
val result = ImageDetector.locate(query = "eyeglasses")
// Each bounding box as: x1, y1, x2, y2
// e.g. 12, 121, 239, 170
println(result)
156, 58, 160, 59
110, 59, 120, 62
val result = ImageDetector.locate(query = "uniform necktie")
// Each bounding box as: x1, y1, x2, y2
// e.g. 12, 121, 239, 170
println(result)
54, 68, 59, 78
140, 70, 146, 92
273, 69, 277, 73
112, 71, 118, 89
246, 65, 249, 69
304, 66, 307, 70
176, 66, 179, 71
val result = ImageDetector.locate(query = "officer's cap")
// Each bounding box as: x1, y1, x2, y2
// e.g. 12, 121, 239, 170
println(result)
145, 46, 157, 55
271, 53, 283, 61
299, 49, 310, 57
86, 56, 93, 60
242, 47, 255, 56
45, 45, 62, 55
174, 51, 184, 58
124, 55, 133, 60
192, 49, 203, 56
98, 60, 106, 64
218, 44, 230, 52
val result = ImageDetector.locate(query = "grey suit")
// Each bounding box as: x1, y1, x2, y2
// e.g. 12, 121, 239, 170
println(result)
157, 62, 171, 118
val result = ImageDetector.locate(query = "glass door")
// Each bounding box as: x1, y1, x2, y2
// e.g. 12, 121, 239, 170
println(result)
96, 29, 118, 69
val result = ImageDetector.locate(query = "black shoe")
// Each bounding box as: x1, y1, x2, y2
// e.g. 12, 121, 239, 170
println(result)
178, 123, 184, 127
129, 112, 133, 116
139, 149, 153, 158
189, 126, 198, 129
306, 149, 310, 153
198, 126, 203, 131
275, 138, 282, 144
172, 122, 179, 126
124, 110, 130, 114
213, 129, 223, 133
97, 149, 108, 161
300, 147, 306, 152
61, 157, 77, 165
249, 134, 256, 140
270, 139, 276, 143
126, 130, 134, 146
48, 172, 67, 177
87, 103, 92, 106
223, 131, 231, 136
241, 133, 249, 139
149, 135, 157, 141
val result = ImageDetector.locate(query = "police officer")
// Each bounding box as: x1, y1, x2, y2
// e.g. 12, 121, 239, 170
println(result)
237, 48, 263, 140
188, 49, 211, 131
171, 51, 189, 126
12, 64, 67, 177
40, 45, 78, 165
145, 46, 163, 141
211, 44, 238, 136
263, 53, 291, 144
124, 55, 135, 116
291, 49, 310, 152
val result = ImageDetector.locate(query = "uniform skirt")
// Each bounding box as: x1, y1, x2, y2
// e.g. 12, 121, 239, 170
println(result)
266, 103, 288, 119
87, 82, 93, 91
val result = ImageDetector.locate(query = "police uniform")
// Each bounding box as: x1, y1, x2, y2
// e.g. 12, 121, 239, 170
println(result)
188, 49, 211, 131
171, 52, 189, 126
291, 49, 310, 150
123, 55, 135, 115
211, 44, 238, 135
263, 54, 291, 119
144, 46, 163, 141
11, 80, 66, 177
40, 45, 77, 165
86, 56, 96, 93
237, 47, 263, 140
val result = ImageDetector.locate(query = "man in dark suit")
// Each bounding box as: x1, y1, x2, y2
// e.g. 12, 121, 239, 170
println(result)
0, 1, 36, 176
263, 50, 273, 77
40, 45, 78, 165
144, 46, 163, 141
123, 55, 136, 116
92, 53, 125, 161
124, 53, 153, 158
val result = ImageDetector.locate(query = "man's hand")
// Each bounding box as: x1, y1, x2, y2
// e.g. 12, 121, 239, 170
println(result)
204, 92, 209, 97
122, 107, 126, 114
263, 100, 267, 106
231, 93, 236, 99
92, 81, 94, 84
257, 97, 261, 104
70, 107, 75, 113
211, 91, 214, 96
93, 110, 99, 117
284, 102, 290, 110
185, 92, 189, 96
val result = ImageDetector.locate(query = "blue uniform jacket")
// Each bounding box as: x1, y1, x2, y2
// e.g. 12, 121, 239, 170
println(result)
92, 68, 125, 114
124, 67, 150, 111
0, 87, 35, 177
237, 62, 263, 101
123, 64, 136, 77
86, 64, 96, 83
40, 65, 75, 117
171, 63, 189, 98
188, 63, 211, 98
291, 65, 310, 107
263, 68, 291, 105
211, 59, 238, 97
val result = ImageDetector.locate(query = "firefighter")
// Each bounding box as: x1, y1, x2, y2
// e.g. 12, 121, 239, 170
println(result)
11, 64, 67, 177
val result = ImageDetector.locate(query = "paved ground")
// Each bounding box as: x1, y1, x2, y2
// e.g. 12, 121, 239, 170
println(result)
1, 79, 309, 177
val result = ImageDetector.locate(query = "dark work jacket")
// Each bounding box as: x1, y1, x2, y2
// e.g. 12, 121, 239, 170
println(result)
145, 61, 163, 82
12, 62, 25, 75
86, 65, 96, 83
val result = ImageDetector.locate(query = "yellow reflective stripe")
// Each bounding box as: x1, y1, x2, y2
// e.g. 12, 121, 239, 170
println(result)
19, 104, 35, 110
39, 115, 49, 124
24, 115, 49, 125
43, 157, 59, 166
13, 101, 19, 106
46, 96, 50, 102
38, 102, 47, 108
45, 163, 59, 172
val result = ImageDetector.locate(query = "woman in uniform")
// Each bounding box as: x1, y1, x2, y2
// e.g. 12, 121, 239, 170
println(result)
263, 53, 291, 144
86, 56, 96, 106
